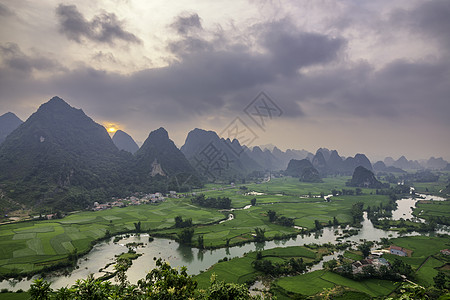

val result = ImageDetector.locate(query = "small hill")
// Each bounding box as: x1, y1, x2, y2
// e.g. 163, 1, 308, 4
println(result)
136, 127, 201, 189
373, 161, 405, 173
393, 156, 422, 170
248, 146, 281, 171
285, 159, 321, 182
112, 130, 139, 154
425, 157, 448, 170
0, 112, 23, 144
348, 166, 385, 188
181, 128, 262, 179
312, 151, 328, 176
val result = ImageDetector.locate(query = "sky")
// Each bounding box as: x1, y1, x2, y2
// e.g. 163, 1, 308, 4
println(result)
0, 0, 449, 161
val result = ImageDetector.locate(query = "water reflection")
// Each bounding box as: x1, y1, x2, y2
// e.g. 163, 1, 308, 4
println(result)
177, 244, 194, 263
197, 250, 204, 262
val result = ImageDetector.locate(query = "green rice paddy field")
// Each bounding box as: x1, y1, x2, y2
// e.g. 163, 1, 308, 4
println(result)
273, 270, 398, 298
0, 176, 445, 278
194, 245, 328, 289
383, 235, 450, 286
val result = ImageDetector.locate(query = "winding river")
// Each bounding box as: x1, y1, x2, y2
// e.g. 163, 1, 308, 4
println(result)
1, 193, 447, 291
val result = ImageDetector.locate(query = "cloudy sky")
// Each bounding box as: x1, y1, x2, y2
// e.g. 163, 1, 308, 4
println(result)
0, 0, 449, 161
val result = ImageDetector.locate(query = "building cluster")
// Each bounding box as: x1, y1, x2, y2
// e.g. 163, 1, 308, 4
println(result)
92, 191, 177, 211
351, 257, 390, 274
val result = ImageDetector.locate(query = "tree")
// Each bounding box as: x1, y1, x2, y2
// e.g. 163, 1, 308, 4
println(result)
134, 221, 141, 233
314, 220, 323, 230
251, 198, 256, 206
198, 235, 204, 249
391, 259, 414, 278
358, 242, 372, 258
434, 271, 447, 290
350, 202, 364, 224
267, 210, 277, 222
178, 228, 194, 245
175, 215, 183, 228
115, 257, 132, 291
29, 278, 52, 300
254, 227, 265, 242
138, 258, 197, 299
205, 275, 252, 299
174, 216, 192, 228
333, 216, 339, 226
71, 274, 115, 299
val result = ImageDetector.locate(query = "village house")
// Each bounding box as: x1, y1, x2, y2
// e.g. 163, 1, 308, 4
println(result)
389, 245, 407, 256
351, 257, 389, 274
440, 249, 450, 256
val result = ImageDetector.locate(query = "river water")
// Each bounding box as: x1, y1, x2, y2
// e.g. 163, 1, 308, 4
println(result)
1, 193, 448, 291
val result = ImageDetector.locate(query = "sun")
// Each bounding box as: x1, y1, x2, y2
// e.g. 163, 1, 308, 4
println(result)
108, 127, 117, 133
104, 122, 120, 134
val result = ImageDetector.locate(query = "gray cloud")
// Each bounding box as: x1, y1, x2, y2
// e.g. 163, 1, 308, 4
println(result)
0, 3, 13, 17
170, 13, 203, 35
0, 43, 64, 73
0, 16, 345, 124
55, 4, 142, 45
259, 20, 346, 76
391, 0, 450, 49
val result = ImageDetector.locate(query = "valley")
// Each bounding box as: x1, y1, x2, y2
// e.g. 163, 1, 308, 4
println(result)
0, 97, 449, 299
0, 176, 448, 299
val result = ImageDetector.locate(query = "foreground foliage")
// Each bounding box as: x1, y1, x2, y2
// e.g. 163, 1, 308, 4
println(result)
28, 258, 265, 300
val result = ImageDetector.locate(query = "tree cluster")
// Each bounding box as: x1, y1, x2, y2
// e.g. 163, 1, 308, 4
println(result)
266, 210, 295, 227
174, 216, 192, 228
29, 258, 263, 299
253, 257, 307, 276
350, 202, 364, 224
191, 194, 231, 209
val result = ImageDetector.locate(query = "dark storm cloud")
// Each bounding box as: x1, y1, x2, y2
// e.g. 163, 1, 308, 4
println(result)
0, 43, 64, 73
279, 58, 450, 124
0, 3, 13, 17
391, 0, 450, 49
260, 21, 345, 76
0, 16, 346, 122
55, 4, 142, 45
167, 37, 213, 57
170, 13, 203, 35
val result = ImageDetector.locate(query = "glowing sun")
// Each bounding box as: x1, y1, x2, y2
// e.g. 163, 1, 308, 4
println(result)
108, 127, 117, 133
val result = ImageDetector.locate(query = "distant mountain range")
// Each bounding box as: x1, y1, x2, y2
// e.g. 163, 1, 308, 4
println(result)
0, 96, 447, 212
0, 112, 23, 145
0, 97, 199, 212
382, 155, 448, 171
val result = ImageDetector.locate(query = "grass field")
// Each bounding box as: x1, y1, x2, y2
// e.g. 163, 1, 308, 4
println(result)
0, 198, 224, 275
383, 235, 450, 286
411, 174, 449, 195
0, 176, 437, 278
273, 269, 398, 298
414, 200, 450, 222
151, 192, 391, 249
194, 245, 330, 289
